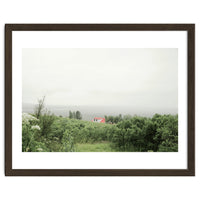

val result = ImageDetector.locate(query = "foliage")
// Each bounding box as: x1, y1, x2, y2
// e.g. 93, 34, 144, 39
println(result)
22, 110, 178, 152
34, 96, 45, 119
22, 113, 41, 152
61, 130, 75, 152
110, 114, 178, 152
39, 110, 55, 137
105, 114, 122, 124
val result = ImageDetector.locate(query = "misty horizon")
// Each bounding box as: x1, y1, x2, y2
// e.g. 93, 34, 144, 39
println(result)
22, 48, 178, 116
23, 101, 178, 121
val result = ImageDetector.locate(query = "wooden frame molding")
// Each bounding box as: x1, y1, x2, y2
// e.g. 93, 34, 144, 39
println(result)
5, 24, 195, 176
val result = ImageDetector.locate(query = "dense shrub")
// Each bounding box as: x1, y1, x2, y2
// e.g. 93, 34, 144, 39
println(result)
110, 114, 178, 152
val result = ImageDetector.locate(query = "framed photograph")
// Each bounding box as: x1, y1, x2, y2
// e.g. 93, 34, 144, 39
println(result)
5, 24, 195, 176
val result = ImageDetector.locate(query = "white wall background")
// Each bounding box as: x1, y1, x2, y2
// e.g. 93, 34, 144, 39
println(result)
0, 0, 199, 200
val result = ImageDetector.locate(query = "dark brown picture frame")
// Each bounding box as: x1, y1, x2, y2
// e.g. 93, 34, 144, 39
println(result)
5, 24, 195, 176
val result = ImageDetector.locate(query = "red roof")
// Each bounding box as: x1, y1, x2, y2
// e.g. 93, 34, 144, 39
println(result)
92, 117, 105, 123
94, 117, 104, 119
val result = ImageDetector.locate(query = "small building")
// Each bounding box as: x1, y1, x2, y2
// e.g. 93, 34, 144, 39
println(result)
92, 117, 105, 123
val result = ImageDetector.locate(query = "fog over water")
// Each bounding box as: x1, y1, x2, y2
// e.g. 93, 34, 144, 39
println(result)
23, 103, 177, 121
22, 48, 178, 120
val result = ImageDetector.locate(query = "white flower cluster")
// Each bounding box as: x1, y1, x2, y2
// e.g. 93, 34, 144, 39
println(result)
31, 125, 41, 130
22, 113, 39, 125
37, 148, 43, 152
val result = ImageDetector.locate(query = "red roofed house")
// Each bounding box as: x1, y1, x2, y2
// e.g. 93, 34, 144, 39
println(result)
92, 117, 105, 123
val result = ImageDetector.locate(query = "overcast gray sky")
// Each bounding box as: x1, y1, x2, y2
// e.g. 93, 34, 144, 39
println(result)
22, 48, 178, 113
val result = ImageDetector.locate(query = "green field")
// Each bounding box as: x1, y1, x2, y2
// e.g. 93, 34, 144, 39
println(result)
76, 142, 115, 152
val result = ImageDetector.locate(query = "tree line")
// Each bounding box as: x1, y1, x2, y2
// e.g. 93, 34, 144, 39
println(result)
69, 110, 82, 120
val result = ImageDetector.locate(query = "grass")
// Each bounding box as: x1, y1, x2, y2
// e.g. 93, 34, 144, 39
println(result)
76, 141, 116, 152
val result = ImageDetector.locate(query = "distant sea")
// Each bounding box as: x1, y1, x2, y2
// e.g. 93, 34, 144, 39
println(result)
23, 103, 178, 121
